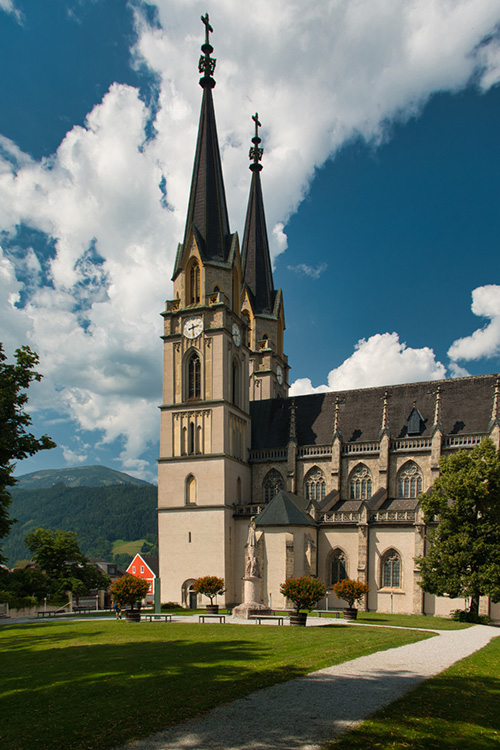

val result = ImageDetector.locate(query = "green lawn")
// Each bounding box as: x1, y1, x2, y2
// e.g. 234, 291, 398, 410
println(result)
338, 611, 471, 630
0, 620, 430, 750
329, 633, 500, 750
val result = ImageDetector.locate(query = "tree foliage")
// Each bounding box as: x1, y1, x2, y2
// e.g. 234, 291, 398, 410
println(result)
333, 578, 370, 608
0, 344, 55, 562
25, 528, 110, 597
110, 575, 150, 609
416, 438, 500, 615
192, 575, 225, 604
280, 576, 326, 614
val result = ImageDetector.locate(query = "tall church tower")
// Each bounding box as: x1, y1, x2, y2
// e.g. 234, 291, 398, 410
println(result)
158, 16, 251, 606
241, 115, 288, 400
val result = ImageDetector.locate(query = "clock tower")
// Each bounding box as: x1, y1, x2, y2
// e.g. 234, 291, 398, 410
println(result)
158, 16, 251, 606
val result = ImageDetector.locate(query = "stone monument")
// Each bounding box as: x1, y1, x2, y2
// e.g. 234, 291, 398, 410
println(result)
232, 519, 273, 619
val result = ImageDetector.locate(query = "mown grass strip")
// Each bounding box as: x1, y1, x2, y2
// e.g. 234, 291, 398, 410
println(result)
0, 620, 430, 750
329, 632, 500, 749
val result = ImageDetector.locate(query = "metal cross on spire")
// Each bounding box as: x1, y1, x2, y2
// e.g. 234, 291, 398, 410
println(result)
249, 112, 264, 171
198, 12, 216, 88
201, 12, 213, 44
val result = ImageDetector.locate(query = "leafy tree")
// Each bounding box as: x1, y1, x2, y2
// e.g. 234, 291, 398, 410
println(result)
280, 576, 326, 614
416, 438, 500, 616
0, 564, 49, 607
333, 578, 370, 608
0, 344, 55, 562
192, 575, 225, 604
110, 575, 150, 610
25, 528, 110, 598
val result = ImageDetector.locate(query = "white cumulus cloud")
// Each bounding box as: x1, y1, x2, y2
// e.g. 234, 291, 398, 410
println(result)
448, 285, 500, 362
2, 1, 500, 474
290, 332, 447, 395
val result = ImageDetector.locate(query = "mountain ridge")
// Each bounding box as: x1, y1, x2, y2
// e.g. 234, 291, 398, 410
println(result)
14, 465, 155, 490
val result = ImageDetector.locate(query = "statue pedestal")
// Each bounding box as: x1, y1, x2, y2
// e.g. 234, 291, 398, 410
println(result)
232, 576, 273, 620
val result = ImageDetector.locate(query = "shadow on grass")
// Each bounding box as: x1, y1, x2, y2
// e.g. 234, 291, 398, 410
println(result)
329, 673, 500, 750
0, 628, 301, 750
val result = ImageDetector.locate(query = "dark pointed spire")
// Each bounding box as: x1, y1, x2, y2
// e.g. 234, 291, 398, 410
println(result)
179, 14, 231, 268
241, 114, 275, 315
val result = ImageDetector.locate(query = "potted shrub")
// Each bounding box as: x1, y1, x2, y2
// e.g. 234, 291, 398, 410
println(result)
192, 576, 225, 613
333, 578, 369, 620
110, 575, 150, 622
280, 576, 326, 626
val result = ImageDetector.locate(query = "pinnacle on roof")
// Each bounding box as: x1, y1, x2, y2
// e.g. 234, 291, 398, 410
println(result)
176, 14, 231, 274
241, 113, 275, 315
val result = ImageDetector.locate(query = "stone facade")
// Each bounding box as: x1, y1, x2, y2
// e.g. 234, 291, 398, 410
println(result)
157, 25, 500, 619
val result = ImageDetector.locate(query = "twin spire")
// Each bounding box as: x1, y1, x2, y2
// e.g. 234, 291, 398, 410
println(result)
176, 14, 276, 317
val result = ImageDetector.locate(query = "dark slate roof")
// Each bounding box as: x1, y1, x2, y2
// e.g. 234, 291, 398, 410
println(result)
173, 85, 232, 279
241, 168, 275, 315
250, 374, 498, 449
255, 490, 316, 527
139, 555, 159, 576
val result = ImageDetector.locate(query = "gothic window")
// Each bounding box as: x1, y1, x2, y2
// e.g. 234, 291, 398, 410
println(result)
232, 359, 240, 407
188, 260, 200, 305
263, 469, 284, 503
185, 475, 197, 505
350, 465, 372, 500
305, 467, 326, 502
188, 421, 195, 455
331, 549, 347, 585
398, 462, 423, 498
187, 353, 201, 400
382, 549, 401, 588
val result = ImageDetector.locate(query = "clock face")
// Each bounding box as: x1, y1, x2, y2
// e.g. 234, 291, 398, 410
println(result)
183, 316, 203, 339
232, 323, 241, 347
277, 365, 284, 385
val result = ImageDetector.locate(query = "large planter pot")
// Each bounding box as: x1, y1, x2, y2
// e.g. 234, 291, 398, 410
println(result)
125, 610, 141, 622
289, 612, 307, 627
343, 607, 358, 621
206, 604, 219, 614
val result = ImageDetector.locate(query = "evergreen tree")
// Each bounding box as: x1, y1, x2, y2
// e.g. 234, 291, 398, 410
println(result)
416, 438, 500, 615
0, 344, 55, 562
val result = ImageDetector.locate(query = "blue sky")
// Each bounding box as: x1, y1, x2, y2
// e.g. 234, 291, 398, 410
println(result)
1, 1, 500, 482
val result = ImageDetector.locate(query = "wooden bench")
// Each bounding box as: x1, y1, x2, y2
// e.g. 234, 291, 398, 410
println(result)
141, 614, 172, 622
198, 614, 226, 624
315, 609, 343, 618
249, 615, 285, 626
36, 610, 58, 618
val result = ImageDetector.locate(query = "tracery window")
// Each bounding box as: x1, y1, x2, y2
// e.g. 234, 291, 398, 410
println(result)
382, 549, 401, 588
305, 468, 326, 502
187, 353, 201, 400
397, 462, 423, 498
331, 549, 347, 585
189, 261, 200, 305
263, 469, 284, 503
350, 465, 372, 500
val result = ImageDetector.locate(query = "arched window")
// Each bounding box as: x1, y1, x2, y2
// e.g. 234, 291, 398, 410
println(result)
232, 359, 240, 407
187, 353, 201, 400
305, 468, 326, 502
398, 462, 423, 498
189, 260, 200, 305
188, 421, 195, 455
331, 549, 347, 585
185, 475, 196, 505
263, 469, 284, 503
382, 549, 401, 588
350, 465, 372, 500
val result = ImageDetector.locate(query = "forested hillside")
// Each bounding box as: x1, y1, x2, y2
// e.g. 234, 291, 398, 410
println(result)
14, 465, 151, 490
4, 481, 157, 566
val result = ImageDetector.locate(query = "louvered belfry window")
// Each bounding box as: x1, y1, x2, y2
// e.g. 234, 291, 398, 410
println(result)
188, 354, 201, 400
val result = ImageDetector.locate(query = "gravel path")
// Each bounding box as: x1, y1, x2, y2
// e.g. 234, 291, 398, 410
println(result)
119, 623, 498, 750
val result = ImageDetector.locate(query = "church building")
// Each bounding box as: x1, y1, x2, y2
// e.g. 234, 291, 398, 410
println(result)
158, 17, 500, 617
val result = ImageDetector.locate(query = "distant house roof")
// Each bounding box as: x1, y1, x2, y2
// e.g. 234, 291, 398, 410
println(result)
250, 374, 498, 449
128, 554, 159, 577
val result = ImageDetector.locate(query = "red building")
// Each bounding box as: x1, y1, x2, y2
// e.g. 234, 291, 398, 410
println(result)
126, 554, 158, 603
